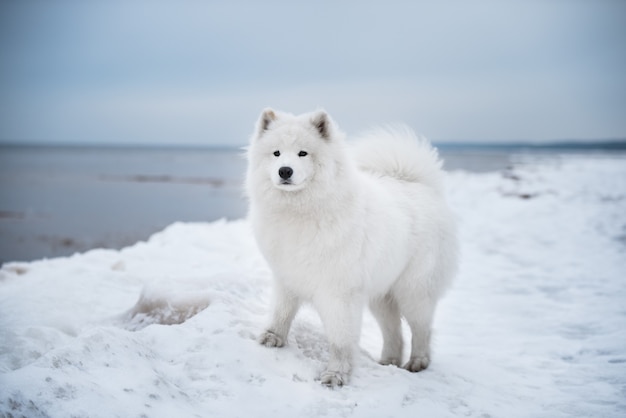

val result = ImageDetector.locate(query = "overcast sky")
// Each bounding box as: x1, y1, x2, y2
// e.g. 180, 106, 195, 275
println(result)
1, 0, 625, 146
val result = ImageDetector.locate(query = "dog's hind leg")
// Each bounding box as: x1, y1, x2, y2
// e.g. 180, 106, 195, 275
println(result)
369, 293, 403, 367
394, 290, 435, 372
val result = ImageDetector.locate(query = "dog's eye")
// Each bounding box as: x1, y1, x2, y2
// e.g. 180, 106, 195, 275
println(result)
298, 151, 308, 157
273, 151, 280, 157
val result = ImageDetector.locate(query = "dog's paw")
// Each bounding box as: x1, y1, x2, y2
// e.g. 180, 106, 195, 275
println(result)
320, 370, 348, 388
379, 357, 402, 367
403, 355, 430, 372
258, 330, 284, 348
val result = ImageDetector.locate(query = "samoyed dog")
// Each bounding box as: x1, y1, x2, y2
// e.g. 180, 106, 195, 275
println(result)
246, 109, 458, 387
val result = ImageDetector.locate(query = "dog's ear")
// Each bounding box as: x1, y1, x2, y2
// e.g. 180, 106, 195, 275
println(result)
310, 110, 331, 140
256, 108, 277, 137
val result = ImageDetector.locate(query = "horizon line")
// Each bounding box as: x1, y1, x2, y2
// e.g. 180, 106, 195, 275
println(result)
1, 138, 626, 150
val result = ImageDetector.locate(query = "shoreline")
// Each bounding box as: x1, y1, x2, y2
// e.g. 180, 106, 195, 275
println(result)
2, 146, 625, 264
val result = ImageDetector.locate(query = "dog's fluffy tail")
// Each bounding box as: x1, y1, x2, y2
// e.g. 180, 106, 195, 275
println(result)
351, 125, 444, 192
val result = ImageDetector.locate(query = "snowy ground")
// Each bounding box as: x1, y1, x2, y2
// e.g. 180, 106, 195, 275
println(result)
1, 153, 625, 418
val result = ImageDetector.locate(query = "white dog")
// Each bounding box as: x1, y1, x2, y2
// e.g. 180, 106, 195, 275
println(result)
246, 109, 458, 387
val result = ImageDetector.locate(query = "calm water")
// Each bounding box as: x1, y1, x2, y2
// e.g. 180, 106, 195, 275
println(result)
0, 146, 248, 264
0, 144, 621, 263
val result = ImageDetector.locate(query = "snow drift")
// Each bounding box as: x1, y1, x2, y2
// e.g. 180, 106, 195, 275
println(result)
1, 154, 625, 417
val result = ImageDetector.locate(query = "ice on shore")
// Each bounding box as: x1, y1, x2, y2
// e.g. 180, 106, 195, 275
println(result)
1, 154, 625, 417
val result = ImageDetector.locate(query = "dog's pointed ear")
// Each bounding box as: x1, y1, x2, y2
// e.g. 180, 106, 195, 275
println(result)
310, 110, 331, 140
256, 108, 277, 137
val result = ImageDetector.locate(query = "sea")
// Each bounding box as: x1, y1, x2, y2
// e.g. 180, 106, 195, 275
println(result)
1, 143, 624, 264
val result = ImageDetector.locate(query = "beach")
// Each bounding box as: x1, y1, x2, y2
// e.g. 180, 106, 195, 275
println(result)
1, 149, 625, 417
1, 144, 520, 264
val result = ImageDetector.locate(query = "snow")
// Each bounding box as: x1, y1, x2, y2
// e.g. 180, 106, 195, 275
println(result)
1, 153, 625, 418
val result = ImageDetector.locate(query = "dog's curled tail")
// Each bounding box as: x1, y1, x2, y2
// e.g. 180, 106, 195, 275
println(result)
352, 125, 445, 192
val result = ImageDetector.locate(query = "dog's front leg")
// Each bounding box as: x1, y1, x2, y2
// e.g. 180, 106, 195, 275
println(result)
314, 291, 364, 387
259, 282, 300, 348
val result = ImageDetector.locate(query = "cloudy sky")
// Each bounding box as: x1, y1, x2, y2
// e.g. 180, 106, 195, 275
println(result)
1, 0, 624, 146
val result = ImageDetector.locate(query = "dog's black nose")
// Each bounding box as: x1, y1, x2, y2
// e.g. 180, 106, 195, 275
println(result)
278, 166, 293, 179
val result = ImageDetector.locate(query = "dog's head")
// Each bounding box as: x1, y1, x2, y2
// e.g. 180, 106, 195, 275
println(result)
247, 108, 341, 193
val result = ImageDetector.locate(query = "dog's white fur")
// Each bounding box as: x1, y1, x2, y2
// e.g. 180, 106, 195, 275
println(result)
246, 109, 458, 387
